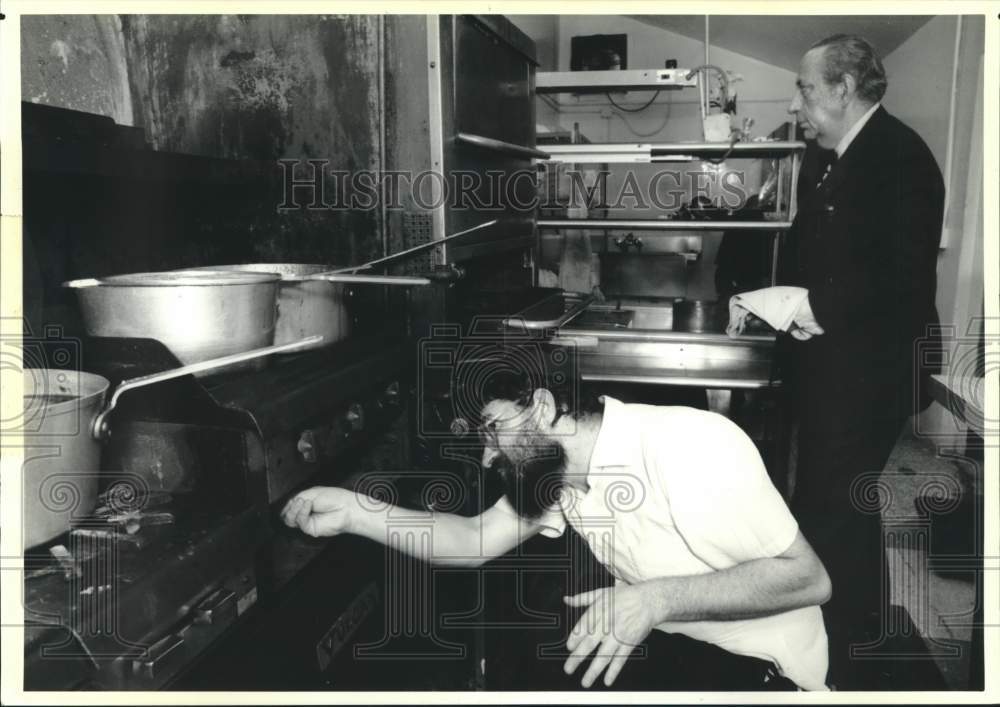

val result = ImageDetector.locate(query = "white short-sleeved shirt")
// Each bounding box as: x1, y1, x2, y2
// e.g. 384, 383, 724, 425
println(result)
494, 396, 829, 691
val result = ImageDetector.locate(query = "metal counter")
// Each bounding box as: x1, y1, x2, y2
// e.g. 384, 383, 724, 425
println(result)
504, 292, 780, 391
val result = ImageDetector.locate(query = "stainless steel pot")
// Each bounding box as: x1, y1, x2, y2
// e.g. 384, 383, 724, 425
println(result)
193, 264, 350, 349
20, 336, 319, 551
22, 368, 109, 551
64, 270, 281, 374
671, 299, 725, 333
190, 264, 434, 349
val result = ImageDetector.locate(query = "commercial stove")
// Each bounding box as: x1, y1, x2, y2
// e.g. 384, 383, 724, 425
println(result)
23, 331, 439, 690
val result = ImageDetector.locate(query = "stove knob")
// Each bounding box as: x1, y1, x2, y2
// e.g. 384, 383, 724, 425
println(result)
297, 429, 317, 463
344, 403, 364, 433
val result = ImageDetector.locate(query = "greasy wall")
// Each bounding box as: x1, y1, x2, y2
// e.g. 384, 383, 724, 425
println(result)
20, 15, 383, 335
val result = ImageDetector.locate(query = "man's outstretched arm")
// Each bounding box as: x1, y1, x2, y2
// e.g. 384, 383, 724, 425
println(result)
282, 486, 540, 567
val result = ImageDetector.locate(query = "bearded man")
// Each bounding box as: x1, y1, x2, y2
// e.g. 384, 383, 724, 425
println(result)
283, 389, 832, 690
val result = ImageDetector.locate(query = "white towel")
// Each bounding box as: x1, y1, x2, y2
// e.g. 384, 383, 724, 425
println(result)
727, 286, 810, 337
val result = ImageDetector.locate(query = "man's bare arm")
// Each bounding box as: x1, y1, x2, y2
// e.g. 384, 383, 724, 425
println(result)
636, 529, 831, 621
282, 486, 540, 567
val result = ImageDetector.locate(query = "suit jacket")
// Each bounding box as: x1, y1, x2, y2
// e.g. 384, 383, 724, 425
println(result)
778, 106, 945, 424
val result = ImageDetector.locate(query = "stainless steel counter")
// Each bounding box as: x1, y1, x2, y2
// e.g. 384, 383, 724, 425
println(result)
506, 294, 779, 391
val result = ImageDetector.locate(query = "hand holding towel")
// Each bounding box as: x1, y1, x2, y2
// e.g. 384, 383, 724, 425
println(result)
727, 286, 824, 340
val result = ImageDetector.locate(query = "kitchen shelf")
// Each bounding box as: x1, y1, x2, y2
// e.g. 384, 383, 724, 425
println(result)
536, 69, 698, 94
543, 140, 806, 163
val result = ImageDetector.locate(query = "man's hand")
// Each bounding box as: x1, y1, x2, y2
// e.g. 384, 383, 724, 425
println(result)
281, 486, 355, 537
562, 584, 658, 688
790, 294, 825, 340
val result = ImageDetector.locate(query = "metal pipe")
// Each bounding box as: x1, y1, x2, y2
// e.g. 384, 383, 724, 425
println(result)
685, 64, 730, 105
704, 15, 710, 66
426, 16, 446, 253
377, 14, 388, 261
941, 15, 963, 247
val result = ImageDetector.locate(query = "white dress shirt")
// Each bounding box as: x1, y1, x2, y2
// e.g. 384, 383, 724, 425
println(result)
834, 101, 881, 158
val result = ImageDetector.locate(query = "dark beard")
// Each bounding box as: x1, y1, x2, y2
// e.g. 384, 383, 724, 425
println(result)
493, 439, 567, 521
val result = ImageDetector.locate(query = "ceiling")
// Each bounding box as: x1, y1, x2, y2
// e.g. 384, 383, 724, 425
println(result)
629, 15, 934, 72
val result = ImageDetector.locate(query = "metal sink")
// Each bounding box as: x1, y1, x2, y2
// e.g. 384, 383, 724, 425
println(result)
574, 303, 677, 331
504, 292, 779, 390
556, 300, 779, 390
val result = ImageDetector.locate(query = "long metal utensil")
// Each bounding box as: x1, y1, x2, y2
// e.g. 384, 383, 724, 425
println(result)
322, 219, 498, 275
90, 335, 322, 440
307, 273, 432, 286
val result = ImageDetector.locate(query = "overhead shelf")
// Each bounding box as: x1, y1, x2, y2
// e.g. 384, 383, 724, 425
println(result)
536, 69, 698, 94
542, 141, 807, 163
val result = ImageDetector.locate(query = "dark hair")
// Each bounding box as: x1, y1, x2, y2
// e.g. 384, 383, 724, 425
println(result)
494, 441, 567, 520
810, 34, 887, 104
477, 370, 581, 426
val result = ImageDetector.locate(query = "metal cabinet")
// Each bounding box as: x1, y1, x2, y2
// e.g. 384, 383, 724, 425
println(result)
385, 15, 544, 267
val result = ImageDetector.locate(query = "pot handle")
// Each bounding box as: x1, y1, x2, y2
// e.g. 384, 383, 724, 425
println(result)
320, 219, 498, 275
91, 335, 322, 440
308, 273, 432, 286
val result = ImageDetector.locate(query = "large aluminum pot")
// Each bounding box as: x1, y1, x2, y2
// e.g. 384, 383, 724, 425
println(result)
672, 299, 726, 333
21, 368, 109, 551
64, 270, 281, 373
191, 264, 350, 349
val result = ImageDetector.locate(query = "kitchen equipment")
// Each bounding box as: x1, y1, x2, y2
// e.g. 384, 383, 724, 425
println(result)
190, 264, 433, 349
188, 264, 346, 349
89, 336, 321, 441
323, 219, 498, 275
671, 299, 726, 334
20, 337, 317, 551
505, 292, 779, 392
63, 270, 281, 373
23, 330, 432, 690
21, 368, 110, 550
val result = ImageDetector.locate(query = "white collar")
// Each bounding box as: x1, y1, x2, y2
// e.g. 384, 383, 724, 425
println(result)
588, 396, 632, 469
835, 102, 880, 158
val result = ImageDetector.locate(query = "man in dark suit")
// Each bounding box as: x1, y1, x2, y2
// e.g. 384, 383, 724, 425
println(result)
775, 34, 945, 689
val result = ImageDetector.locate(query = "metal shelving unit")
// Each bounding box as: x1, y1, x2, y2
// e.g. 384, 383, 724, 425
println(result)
533, 72, 806, 285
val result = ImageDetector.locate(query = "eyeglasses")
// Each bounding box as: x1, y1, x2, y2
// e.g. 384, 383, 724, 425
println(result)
477, 404, 568, 449
478, 414, 520, 449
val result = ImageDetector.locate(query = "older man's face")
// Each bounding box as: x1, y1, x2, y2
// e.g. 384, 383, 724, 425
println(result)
789, 47, 847, 149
